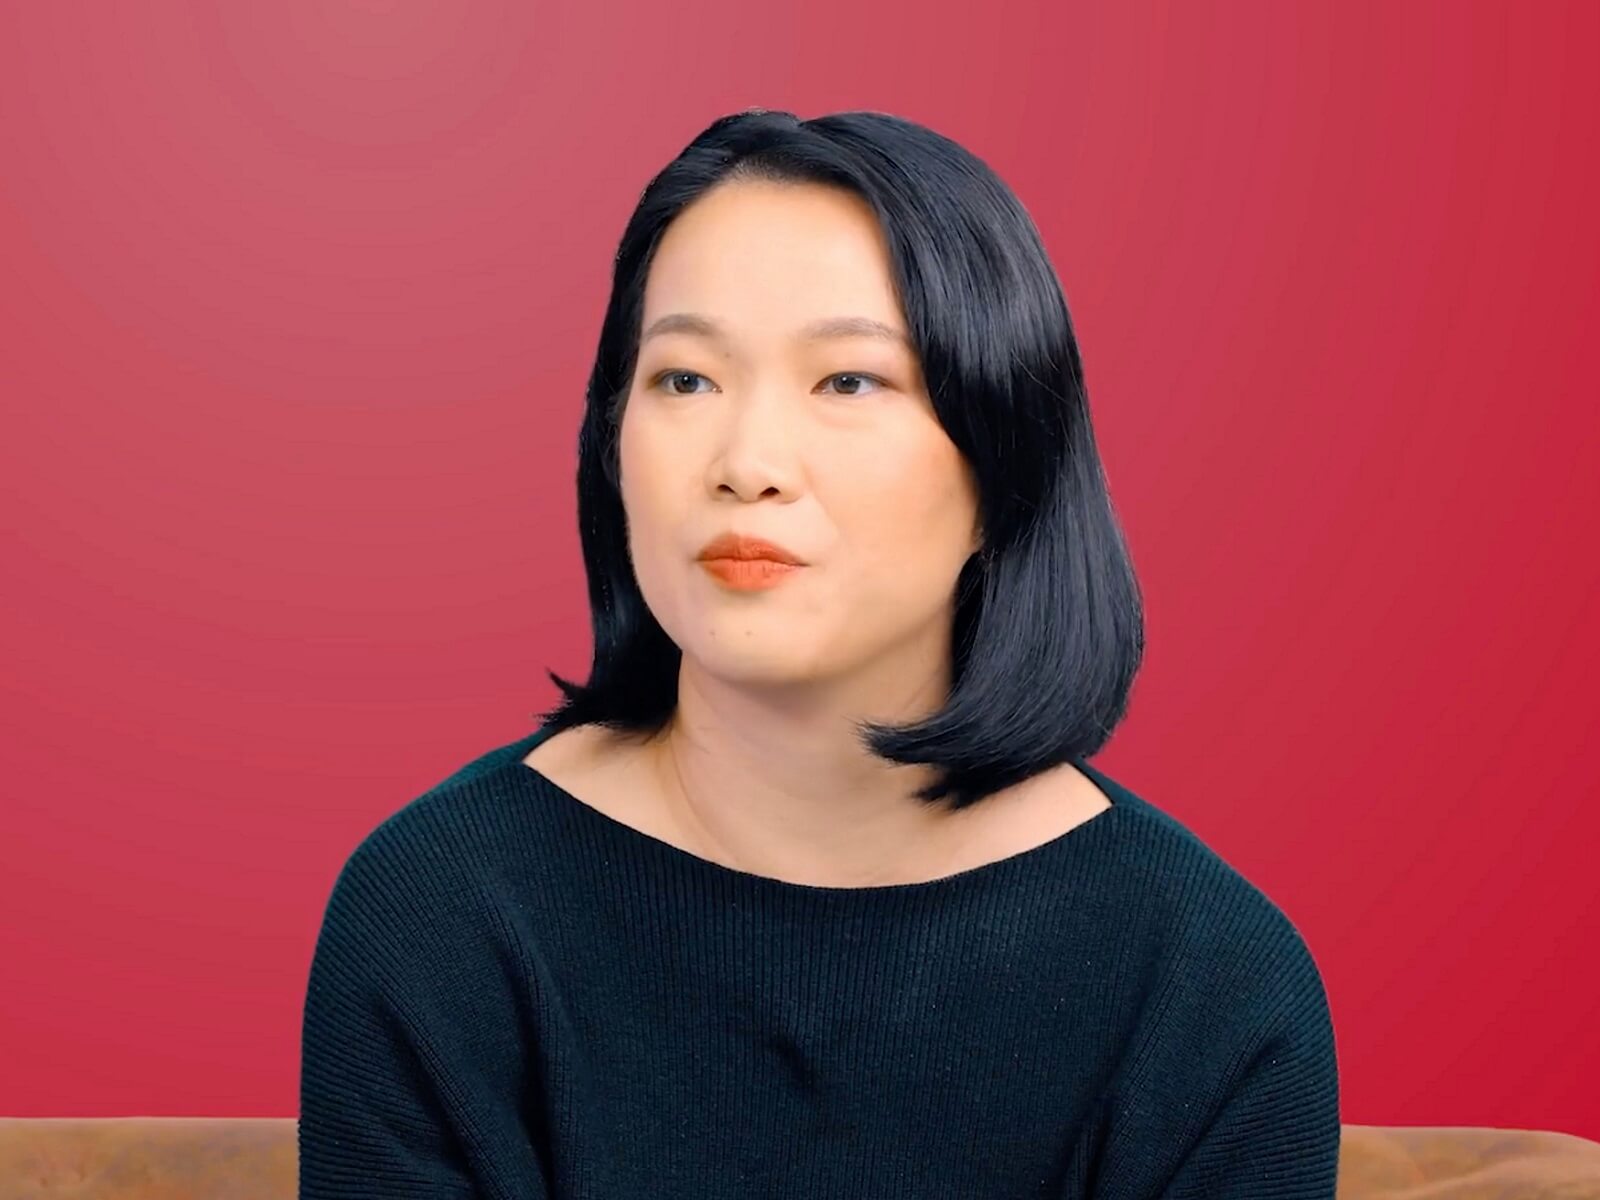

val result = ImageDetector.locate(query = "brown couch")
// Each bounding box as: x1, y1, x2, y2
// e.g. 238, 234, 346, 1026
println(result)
1, 1118, 1598, 1197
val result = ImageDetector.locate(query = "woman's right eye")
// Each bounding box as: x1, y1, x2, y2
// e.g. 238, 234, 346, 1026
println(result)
653, 370, 713, 395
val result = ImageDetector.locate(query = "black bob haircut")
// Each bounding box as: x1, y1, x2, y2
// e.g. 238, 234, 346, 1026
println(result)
536, 107, 1145, 812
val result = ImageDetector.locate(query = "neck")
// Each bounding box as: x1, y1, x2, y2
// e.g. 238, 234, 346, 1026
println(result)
645, 658, 975, 888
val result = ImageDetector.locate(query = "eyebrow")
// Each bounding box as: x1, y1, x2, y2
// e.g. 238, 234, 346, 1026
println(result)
640, 312, 912, 350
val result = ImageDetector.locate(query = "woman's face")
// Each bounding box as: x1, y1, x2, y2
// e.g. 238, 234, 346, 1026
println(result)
618, 179, 982, 696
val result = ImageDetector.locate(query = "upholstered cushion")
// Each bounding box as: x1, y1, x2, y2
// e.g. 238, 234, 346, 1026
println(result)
0, 1118, 296, 1199
1, 1118, 1597, 1197
1337, 1124, 1600, 1198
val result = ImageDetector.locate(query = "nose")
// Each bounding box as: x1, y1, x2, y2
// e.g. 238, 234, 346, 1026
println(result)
709, 388, 802, 502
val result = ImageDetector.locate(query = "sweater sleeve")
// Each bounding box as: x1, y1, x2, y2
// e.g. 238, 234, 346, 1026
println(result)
1156, 984, 1341, 1199
298, 831, 551, 1200
1086, 895, 1341, 1199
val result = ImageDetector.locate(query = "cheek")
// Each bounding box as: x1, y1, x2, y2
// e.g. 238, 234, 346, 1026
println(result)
617, 426, 671, 570
617, 398, 698, 506
836, 438, 977, 544
824, 441, 979, 617
617, 411, 675, 521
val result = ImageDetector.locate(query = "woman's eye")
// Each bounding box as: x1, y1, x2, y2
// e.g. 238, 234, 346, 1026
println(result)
656, 370, 712, 395
819, 372, 886, 397
650, 370, 887, 397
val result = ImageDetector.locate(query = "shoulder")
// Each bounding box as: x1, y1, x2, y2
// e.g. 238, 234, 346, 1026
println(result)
320, 734, 543, 932
308, 733, 573, 1016
1078, 769, 1340, 1186
1084, 760, 1331, 1010
1078, 767, 1336, 1123
361, 730, 544, 855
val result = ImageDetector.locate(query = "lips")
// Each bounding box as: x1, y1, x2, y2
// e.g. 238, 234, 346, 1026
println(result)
696, 532, 805, 565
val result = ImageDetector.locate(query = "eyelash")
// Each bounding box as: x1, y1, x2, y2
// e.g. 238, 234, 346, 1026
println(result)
648, 369, 889, 398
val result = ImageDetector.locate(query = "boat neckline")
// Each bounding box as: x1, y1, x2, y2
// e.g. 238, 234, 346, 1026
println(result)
492, 726, 1132, 898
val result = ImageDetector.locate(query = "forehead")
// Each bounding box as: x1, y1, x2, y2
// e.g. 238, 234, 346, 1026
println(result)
640, 180, 907, 346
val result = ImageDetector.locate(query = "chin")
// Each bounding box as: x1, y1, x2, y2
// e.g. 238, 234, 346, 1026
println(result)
682, 640, 830, 686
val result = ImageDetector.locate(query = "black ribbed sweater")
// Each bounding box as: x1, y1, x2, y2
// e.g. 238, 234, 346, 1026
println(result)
299, 725, 1340, 1198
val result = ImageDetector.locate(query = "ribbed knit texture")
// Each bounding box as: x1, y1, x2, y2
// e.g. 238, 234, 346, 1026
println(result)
299, 726, 1340, 1199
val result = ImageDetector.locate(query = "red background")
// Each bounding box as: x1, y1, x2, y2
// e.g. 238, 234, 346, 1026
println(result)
2, 1, 1595, 1139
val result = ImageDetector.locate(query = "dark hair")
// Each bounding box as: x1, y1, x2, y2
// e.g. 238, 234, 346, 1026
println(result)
535, 107, 1144, 812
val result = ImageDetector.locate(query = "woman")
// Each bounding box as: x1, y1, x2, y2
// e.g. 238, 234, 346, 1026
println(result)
299, 108, 1339, 1199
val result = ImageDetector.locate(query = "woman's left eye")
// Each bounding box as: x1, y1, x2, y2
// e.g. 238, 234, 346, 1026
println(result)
819, 372, 887, 397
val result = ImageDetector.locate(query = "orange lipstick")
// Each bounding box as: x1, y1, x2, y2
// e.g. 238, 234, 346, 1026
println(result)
696, 532, 806, 592
700, 557, 802, 590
